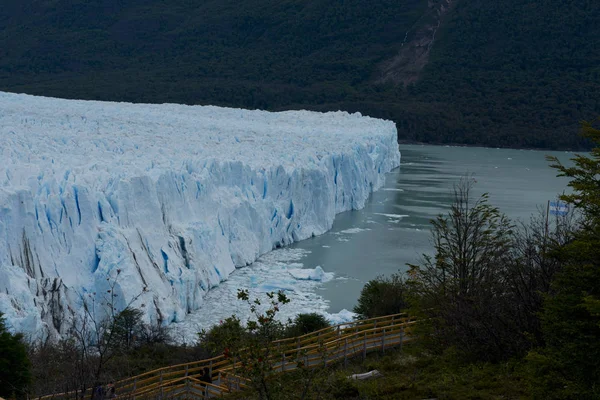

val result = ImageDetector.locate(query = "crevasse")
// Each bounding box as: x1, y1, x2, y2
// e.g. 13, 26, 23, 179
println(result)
0, 92, 400, 339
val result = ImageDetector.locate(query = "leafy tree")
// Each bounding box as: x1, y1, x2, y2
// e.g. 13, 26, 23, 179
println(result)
200, 316, 245, 358
285, 313, 330, 337
111, 307, 144, 351
199, 289, 290, 400
409, 178, 517, 361
353, 273, 409, 319
530, 120, 600, 398
0, 313, 31, 399
502, 210, 575, 348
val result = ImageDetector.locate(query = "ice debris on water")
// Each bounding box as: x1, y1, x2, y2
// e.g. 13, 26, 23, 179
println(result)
288, 266, 333, 282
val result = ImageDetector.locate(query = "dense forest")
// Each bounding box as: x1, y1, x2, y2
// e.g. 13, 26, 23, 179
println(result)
1, 0, 599, 149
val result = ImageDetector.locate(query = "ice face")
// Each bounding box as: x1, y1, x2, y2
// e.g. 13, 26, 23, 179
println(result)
0, 92, 400, 339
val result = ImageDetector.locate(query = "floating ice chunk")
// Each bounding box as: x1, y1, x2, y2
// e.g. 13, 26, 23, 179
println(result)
374, 213, 409, 219
288, 266, 333, 282
382, 188, 404, 192
258, 281, 297, 292
324, 309, 357, 325
336, 227, 371, 234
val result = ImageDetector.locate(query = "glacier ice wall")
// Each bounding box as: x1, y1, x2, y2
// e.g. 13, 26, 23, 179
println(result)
0, 92, 400, 338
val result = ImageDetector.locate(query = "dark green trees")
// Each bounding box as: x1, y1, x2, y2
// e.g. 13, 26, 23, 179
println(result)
408, 179, 516, 360
0, 313, 31, 398
533, 121, 600, 398
353, 273, 409, 319
407, 178, 568, 361
285, 313, 330, 337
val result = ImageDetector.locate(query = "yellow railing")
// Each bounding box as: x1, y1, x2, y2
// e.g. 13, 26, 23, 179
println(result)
39, 313, 415, 400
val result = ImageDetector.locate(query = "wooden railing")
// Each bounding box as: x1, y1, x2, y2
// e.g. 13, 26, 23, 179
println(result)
39, 313, 415, 400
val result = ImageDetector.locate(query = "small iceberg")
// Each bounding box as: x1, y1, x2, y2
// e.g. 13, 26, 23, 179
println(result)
337, 227, 370, 234
325, 309, 356, 325
374, 213, 409, 219
288, 266, 333, 282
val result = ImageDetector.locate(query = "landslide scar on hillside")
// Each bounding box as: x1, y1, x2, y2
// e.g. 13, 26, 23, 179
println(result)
376, 0, 455, 86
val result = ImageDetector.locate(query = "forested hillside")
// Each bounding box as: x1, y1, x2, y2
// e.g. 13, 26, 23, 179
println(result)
1, 0, 598, 149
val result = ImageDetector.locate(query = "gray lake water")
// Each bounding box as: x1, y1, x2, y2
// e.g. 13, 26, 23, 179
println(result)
187, 144, 577, 334
287, 144, 575, 312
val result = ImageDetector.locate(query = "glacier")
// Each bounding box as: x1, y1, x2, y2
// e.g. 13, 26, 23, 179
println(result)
0, 91, 400, 339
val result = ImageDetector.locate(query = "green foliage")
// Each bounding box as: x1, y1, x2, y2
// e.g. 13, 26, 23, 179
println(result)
325, 372, 360, 398
1, 0, 598, 149
199, 289, 291, 400
548, 120, 600, 219
407, 177, 571, 362
111, 307, 144, 351
409, 178, 521, 361
0, 313, 31, 399
285, 313, 330, 338
228, 344, 528, 400
353, 273, 409, 319
200, 316, 245, 358
531, 121, 600, 398
411, 0, 600, 149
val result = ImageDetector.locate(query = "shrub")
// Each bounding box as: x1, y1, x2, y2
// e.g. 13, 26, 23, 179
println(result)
199, 316, 245, 357
285, 313, 330, 337
353, 273, 409, 319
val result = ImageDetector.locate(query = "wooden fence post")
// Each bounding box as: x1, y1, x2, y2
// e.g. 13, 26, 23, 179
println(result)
159, 370, 164, 398
381, 328, 386, 353
220, 371, 226, 391
132, 378, 137, 400
399, 327, 404, 352
185, 364, 189, 377
363, 331, 367, 359
344, 338, 348, 367
282, 353, 286, 372
209, 360, 213, 378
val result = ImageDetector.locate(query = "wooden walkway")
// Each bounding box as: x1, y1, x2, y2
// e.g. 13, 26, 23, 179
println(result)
39, 313, 415, 400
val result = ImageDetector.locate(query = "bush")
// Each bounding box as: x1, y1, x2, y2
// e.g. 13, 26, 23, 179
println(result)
285, 313, 330, 337
199, 316, 246, 357
353, 273, 409, 319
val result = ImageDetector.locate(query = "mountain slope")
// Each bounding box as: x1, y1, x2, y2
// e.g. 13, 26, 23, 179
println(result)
1, 0, 598, 149
409, 0, 600, 149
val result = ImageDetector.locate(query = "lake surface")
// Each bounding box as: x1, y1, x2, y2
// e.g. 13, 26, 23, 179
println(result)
295, 144, 575, 312
182, 144, 575, 336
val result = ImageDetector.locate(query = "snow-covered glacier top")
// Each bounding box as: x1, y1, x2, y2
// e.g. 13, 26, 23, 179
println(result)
0, 91, 400, 339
